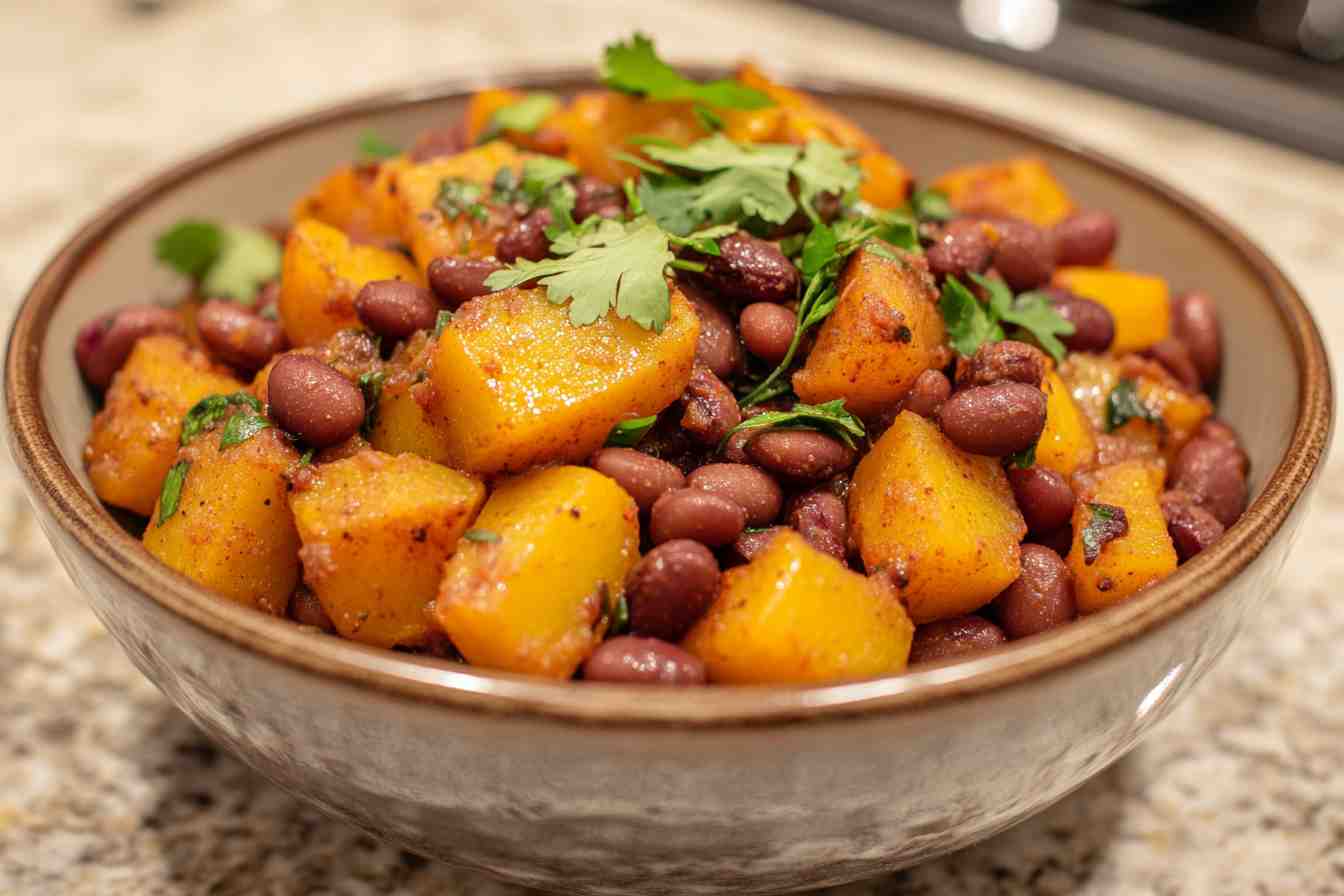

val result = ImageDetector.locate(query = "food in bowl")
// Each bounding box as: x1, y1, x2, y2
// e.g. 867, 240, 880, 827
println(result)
73, 35, 1247, 685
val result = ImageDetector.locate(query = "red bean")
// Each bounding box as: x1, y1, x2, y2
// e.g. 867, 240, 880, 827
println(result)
266, 354, 365, 448
687, 463, 782, 527
739, 302, 797, 365
990, 219, 1055, 291
75, 304, 184, 389
903, 369, 952, 418
354, 280, 439, 342
1160, 490, 1226, 561
993, 544, 1076, 639
1008, 466, 1075, 533
1197, 418, 1249, 474
938, 382, 1047, 456
1171, 437, 1247, 528
649, 488, 746, 547
590, 447, 686, 512
625, 540, 720, 641
1052, 210, 1118, 267
702, 232, 800, 303
1141, 338, 1200, 391
958, 340, 1047, 388
1048, 290, 1115, 353
573, 176, 626, 222
747, 430, 857, 480
426, 256, 502, 307
1171, 290, 1221, 385
583, 636, 707, 685
926, 218, 994, 282
908, 616, 1007, 665
1035, 524, 1074, 559
787, 489, 848, 560
196, 299, 285, 373
680, 366, 741, 445
686, 289, 742, 380
495, 207, 553, 263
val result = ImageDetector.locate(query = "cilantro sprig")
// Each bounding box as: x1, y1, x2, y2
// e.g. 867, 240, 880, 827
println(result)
155, 220, 281, 304
1081, 502, 1129, 565
606, 415, 659, 447
180, 392, 264, 445
479, 92, 558, 143
1105, 379, 1161, 432
601, 34, 773, 110
722, 399, 865, 450
938, 273, 1075, 362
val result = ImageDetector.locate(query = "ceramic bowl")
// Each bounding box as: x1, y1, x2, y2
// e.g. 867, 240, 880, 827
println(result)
4, 70, 1332, 895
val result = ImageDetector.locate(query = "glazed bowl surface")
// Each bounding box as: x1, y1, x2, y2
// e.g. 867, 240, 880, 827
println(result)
4, 69, 1332, 895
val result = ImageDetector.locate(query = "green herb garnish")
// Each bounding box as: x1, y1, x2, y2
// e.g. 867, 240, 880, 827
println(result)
156, 220, 223, 278
463, 528, 502, 543
910, 187, 955, 221
156, 460, 190, 526
606, 415, 658, 447
722, 399, 865, 450
693, 104, 724, 132
357, 131, 401, 161
1005, 441, 1037, 470
436, 177, 489, 222
1105, 378, 1161, 432
601, 33, 773, 109
180, 392, 263, 445
433, 309, 453, 338
480, 92, 559, 143
1081, 502, 1129, 564
938, 274, 1075, 363
357, 371, 386, 437
154, 220, 280, 303
793, 140, 861, 221
218, 411, 270, 449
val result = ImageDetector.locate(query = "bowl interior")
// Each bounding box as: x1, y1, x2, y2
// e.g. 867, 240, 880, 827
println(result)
7, 71, 1329, 722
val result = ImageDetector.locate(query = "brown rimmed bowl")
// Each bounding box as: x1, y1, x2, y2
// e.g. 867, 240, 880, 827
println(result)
4, 69, 1333, 895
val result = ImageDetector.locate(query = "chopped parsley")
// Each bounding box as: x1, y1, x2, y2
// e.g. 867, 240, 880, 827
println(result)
938, 274, 1075, 362
722, 399, 865, 450
218, 410, 270, 449
910, 187, 955, 221
357, 371, 386, 437
480, 92, 558, 142
356, 131, 400, 161
1081, 502, 1129, 565
180, 392, 263, 445
601, 33, 773, 109
154, 220, 281, 304
693, 104, 724, 132
1105, 379, 1162, 432
792, 140, 862, 221
606, 415, 659, 447
1005, 441, 1037, 470
436, 178, 489, 222
156, 460, 190, 527
463, 528, 502, 543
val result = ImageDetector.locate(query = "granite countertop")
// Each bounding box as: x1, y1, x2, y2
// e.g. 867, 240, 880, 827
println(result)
3, 1, 1343, 893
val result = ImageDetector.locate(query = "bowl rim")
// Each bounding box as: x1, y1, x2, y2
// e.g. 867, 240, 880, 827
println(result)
5, 66, 1333, 727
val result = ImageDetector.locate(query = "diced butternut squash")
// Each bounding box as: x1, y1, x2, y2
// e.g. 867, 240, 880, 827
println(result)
683, 530, 914, 683
554, 91, 708, 183
1035, 370, 1096, 478
368, 333, 453, 463
427, 287, 699, 475
1053, 267, 1171, 354
734, 63, 881, 152
1067, 459, 1177, 612
392, 140, 529, 267
464, 88, 567, 151
435, 466, 640, 678
143, 423, 300, 615
291, 158, 407, 244
792, 243, 945, 418
278, 218, 424, 347
84, 336, 245, 516
857, 152, 913, 209
932, 157, 1075, 227
849, 411, 1026, 623
289, 451, 485, 648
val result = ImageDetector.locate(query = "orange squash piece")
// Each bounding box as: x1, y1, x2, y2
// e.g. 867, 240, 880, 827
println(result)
1053, 267, 1171, 354
932, 157, 1075, 227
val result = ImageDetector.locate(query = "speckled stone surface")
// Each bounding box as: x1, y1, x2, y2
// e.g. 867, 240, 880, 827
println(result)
3, 2, 1343, 893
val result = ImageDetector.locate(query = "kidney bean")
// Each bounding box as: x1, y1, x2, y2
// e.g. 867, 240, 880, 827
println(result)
1048, 290, 1115, 353
925, 218, 994, 282
590, 447, 685, 511
288, 588, 335, 632
1051, 210, 1118, 267
686, 463, 782, 527
787, 489, 848, 560
266, 354, 365, 448
1196, 418, 1249, 474
903, 369, 952, 418
686, 290, 742, 379
196, 299, 285, 373
495, 207, 553, 263
573, 176, 626, 222
739, 302, 797, 365
958, 339, 1047, 388
1141, 338, 1200, 391
583, 636, 707, 685
353, 280, 439, 342
730, 526, 786, 564
1035, 524, 1074, 558
1008, 466, 1075, 533
990, 219, 1055, 291
650, 488, 746, 547
625, 540, 721, 641
908, 616, 1007, 665
1171, 437, 1247, 528
702, 232, 800, 303
747, 430, 856, 480
1171, 289, 1221, 385
75, 304, 184, 389
993, 544, 1076, 639
681, 366, 741, 445
938, 382, 1047, 456
1160, 490, 1226, 561
427, 256, 502, 307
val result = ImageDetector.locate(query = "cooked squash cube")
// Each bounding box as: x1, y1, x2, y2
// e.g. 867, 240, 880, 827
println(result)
368, 334, 453, 463
1034, 370, 1096, 478
1053, 267, 1171, 354
464, 87, 567, 150
683, 530, 914, 684
932, 157, 1075, 227
857, 151, 913, 209
289, 451, 486, 648
143, 423, 300, 615
849, 411, 1026, 623
426, 287, 699, 475
734, 63, 881, 152
554, 91, 708, 183
435, 466, 640, 678
792, 243, 946, 418
84, 336, 245, 516
1067, 459, 1177, 612
278, 218, 424, 347
291, 158, 407, 244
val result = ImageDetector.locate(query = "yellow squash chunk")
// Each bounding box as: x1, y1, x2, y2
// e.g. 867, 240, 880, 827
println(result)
793, 243, 946, 418
143, 423, 299, 615
368, 333, 453, 463
1053, 267, 1171, 354
932, 157, 1075, 227
554, 91, 709, 183
735, 63, 882, 152
291, 158, 407, 244
278, 218, 423, 347
289, 451, 486, 648
1067, 459, 1177, 612
464, 88, 567, 151
683, 530, 914, 684
1035, 370, 1097, 478
392, 140, 527, 267
435, 466, 640, 678
427, 287, 699, 475
84, 336, 244, 516
849, 411, 1026, 623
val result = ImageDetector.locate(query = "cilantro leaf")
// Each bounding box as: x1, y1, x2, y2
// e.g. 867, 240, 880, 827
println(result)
522, 156, 579, 201
480, 92, 558, 142
433, 309, 453, 337
484, 218, 674, 331
643, 133, 798, 173
357, 371, 386, 437
357, 131, 400, 162
1005, 441, 1037, 470
606, 415, 658, 447
911, 187, 955, 222
199, 225, 282, 303
181, 392, 263, 445
722, 399, 865, 450
666, 223, 737, 257
436, 178, 489, 221
156, 460, 190, 527
1105, 379, 1161, 432
691, 166, 796, 228
218, 411, 271, 449
793, 140, 860, 220
601, 34, 773, 109
939, 276, 1004, 357
693, 104, 724, 131
463, 528, 502, 543
155, 220, 223, 278
1081, 502, 1129, 565
800, 220, 839, 278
